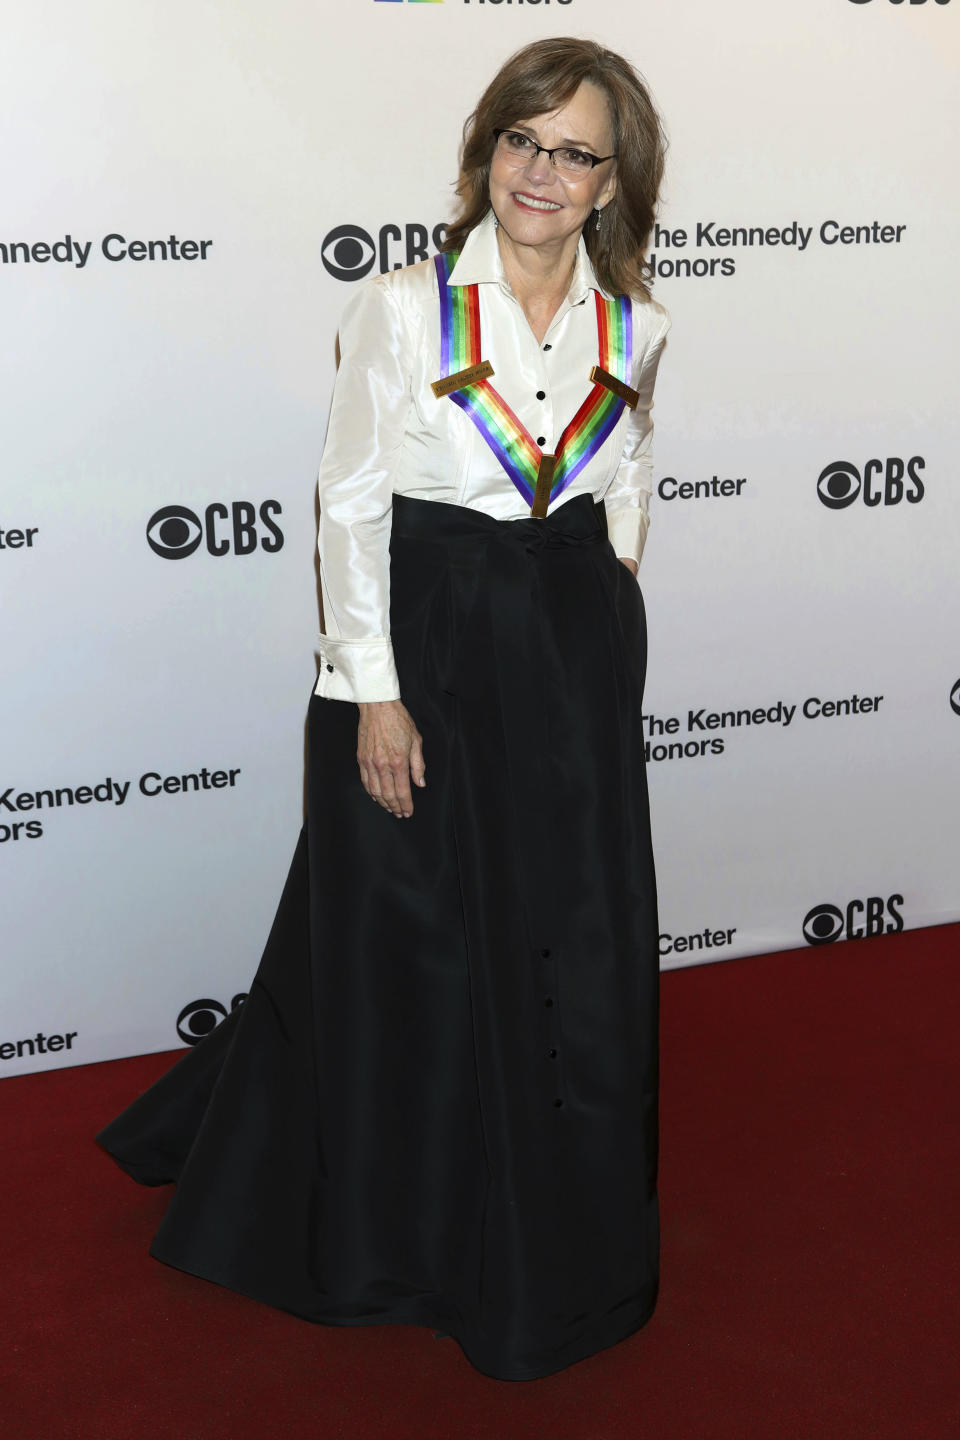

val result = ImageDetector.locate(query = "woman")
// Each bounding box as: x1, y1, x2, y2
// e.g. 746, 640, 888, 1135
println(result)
98, 37, 670, 1382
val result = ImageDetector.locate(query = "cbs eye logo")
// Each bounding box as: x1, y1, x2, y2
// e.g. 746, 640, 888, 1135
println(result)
802, 895, 904, 946
950, 679, 960, 716
322, 224, 376, 281
848, 2, 950, 7
802, 904, 845, 945
816, 457, 925, 509
146, 505, 204, 558
146, 501, 283, 558
321, 221, 448, 281
177, 993, 247, 1045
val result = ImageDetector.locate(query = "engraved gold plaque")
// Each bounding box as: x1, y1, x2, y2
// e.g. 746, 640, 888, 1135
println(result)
590, 365, 639, 411
430, 360, 495, 399
530, 453, 556, 519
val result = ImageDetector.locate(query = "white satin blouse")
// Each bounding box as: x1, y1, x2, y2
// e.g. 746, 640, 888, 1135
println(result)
314, 209, 670, 704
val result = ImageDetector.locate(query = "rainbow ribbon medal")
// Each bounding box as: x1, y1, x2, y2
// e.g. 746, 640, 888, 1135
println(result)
433, 250, 634, 516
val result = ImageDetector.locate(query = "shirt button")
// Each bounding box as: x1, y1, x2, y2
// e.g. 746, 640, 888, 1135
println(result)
536, 390, 546, 401
543, 343, 552, 351
553, 1098, 564, 1108
537, 436, 546, 447
544, 997, 554, 1008
325, 663, 334, 673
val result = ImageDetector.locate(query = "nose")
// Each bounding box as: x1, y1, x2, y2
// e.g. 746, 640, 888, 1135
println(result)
524, 146, 555, 185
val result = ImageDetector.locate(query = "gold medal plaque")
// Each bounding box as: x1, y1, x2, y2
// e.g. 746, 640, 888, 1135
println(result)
590, 366, 640, 411
431, 360, 495, 399
530, 453, 556, 519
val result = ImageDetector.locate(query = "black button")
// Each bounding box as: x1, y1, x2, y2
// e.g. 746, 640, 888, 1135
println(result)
553, 1098, 564, 1108
536, 436, 546, 447
543, 343, 552, 351
536, 390, 546, 401
548, 1048, 558, 1059
540, 948, 551, 958
544, 997, 554, 1008
325, 663, 334, 673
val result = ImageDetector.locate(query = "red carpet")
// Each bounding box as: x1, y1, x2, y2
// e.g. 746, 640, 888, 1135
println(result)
4, 926, 958, 1439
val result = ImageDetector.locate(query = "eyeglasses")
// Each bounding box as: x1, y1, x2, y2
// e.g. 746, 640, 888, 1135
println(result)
493, 129, 615, 180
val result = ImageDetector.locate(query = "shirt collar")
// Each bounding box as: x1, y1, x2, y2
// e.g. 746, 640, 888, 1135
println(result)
446, 208, 612, 302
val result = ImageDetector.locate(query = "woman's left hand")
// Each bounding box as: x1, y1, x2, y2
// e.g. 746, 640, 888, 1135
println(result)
618, 556, 639, 577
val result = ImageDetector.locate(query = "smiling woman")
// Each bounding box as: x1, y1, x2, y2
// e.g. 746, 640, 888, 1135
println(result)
484, 84, 618, 330
446, 36, 665, 300
99, 36, 672, 1385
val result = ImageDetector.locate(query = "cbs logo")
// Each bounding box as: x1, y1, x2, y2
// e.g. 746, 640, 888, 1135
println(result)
848, 2, 950, 7
816, 458, 925, 510
321, 222, 448, 281
177, 994, 247, 1045
950, 679, 960, 716
146, 501, 283, 558
802, 895, 904, 946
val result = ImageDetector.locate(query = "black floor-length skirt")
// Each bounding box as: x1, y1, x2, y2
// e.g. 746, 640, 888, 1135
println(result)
97, 492, 660, 1382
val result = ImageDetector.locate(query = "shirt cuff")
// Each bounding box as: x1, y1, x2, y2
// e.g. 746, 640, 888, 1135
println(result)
314, 637, 401, 703
606, 506, 650, 569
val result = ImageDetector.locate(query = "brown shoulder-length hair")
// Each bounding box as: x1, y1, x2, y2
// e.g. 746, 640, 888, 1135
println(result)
443, 37, 667, 301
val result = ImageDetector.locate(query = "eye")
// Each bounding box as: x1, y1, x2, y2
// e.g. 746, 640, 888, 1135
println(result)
321, 224, 376, 281
146, 504, 203, 558
504, 131, 535, 154
802, 904, 844, 946
556, 148, 592, 171
177, 998, 228, 1045
817, 462, 861, 509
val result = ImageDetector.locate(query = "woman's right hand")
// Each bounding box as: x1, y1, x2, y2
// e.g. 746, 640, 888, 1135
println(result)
357, 700, 426, 818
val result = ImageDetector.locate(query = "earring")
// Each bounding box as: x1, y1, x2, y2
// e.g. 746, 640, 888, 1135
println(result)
595, 207, 603, 231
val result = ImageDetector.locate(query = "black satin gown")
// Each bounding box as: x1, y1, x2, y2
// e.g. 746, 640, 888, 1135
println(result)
97, 492, 660, 1382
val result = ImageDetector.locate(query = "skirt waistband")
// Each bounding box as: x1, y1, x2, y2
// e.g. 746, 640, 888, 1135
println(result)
390, 492, 608, 550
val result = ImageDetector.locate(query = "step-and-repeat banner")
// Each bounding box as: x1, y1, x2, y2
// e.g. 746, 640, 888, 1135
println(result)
2, 0, 957, 1075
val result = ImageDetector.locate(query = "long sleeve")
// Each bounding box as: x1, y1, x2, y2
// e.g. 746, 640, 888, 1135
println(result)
314, 277, 413, 703
604, 308, 670, 568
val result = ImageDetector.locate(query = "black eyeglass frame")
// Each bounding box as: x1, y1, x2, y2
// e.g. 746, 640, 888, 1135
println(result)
492, 129, 616, 172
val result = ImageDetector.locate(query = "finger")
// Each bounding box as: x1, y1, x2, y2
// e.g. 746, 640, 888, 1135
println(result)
375, 764, 405, 818
359, 764, 384, 805
361, 745, 395, 811
368, 778, 389, 809
409, 735, 426, 789
360, 761, 386, 807
390, 760, 415, 819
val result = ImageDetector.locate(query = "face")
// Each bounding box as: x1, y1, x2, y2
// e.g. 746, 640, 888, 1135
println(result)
488, 81, 617, 256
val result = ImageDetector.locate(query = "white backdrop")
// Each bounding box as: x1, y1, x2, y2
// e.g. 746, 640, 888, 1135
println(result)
2, 0, 958, 1076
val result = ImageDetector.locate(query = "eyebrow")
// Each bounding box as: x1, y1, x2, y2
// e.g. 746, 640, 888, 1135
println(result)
510, 122, 603, 151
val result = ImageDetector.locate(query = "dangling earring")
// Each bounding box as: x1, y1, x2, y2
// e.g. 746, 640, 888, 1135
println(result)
595, 207, 603, 231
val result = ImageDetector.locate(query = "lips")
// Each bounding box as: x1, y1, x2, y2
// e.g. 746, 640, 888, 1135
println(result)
512, 192, 562, 213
